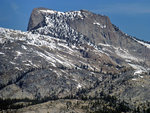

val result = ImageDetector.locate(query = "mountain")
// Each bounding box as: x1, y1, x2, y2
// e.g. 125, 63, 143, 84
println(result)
0, 7, 150, 112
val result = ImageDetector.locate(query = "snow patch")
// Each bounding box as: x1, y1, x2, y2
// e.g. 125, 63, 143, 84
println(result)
39, 9, 56, 14
125, 59, 132, 63
0, 52, 5, 55
134, 70, 143, 75
139, 75, 144, 78
21, 45, 27, 50
36, 50, 74, 68
132, 78, 137, 81
134, 39, 150, 49
27, 60, 38, 68
115, 47, 142, 62
93, 22, 101, 26
93, 22, 106, 28
98, 43, 111, 47
58, 43, 74, 53
24, 64, 31, 66
77, 84, 82, 89
10, 61, 16, 65
45, 17, 54, 27
36, 51, 56, 63
15, 67, 22, 70
98, 43, 143, 62
53, 70, 62, 77
128, 63, 147, 75
16, 51, 23, 56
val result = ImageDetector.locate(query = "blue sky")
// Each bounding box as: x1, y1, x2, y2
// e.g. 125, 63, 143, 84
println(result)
0, 0, 150, 41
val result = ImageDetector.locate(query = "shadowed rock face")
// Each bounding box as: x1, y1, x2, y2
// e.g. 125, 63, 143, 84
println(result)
0, 8, 150, 110
27, 8, 49, 31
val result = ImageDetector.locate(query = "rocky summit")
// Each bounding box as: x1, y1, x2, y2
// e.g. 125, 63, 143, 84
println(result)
0, 7, 150, 112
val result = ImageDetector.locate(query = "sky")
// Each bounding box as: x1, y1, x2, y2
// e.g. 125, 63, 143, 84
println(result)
0, 0, 150, 41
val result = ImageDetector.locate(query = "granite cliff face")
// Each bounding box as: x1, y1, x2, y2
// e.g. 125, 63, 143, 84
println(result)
1, 7, 150, 112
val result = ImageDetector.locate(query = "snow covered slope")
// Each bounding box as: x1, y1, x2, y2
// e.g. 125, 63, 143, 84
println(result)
0, 27, 122, 99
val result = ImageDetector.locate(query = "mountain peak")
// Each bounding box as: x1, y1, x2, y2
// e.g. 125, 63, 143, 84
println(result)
1, 7, 150, 112
27, 8, 106, 31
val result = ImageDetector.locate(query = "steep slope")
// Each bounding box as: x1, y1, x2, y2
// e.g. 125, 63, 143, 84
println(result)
0, 8, 150, 112
0, 27, 123, 99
